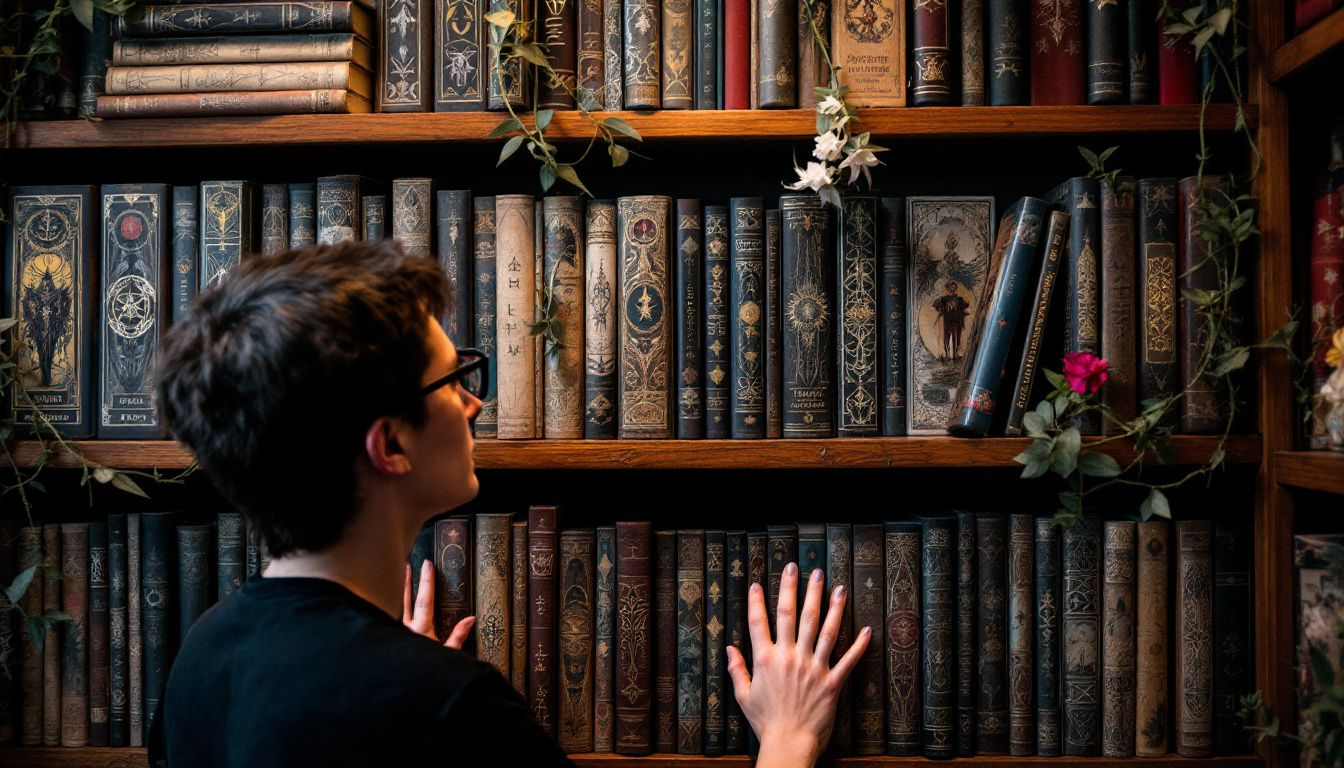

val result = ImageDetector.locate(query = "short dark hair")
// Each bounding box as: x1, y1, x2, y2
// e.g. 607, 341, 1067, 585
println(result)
157, 240, 449, 558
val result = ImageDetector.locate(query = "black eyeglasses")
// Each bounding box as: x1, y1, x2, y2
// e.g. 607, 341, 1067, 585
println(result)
419, 348, 489, 401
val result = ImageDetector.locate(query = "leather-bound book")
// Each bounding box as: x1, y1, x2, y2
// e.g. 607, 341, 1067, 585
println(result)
1135, 520, 1168, 755
949, 197, 1049, 437
496, 195, 540, 439
921, 516, 956, 758
851, 523, 885, 754
104, 61, 374, 96
751, 0, 759, 109
126, 516, 142, 746
676, 200, 705, 438
578, 0, 604, 109
542, 196, 586, 438
1136, 178, 1180, 426
623, 0, 661, 107
837, 195, 880, 437
380, 0, 432, 111
1294, 535, 1344, 766
885, 520, 921, 755
615, 521, 654, 755
725, 531, 749, 753
1157, 1, 1195, 103
1047, 178, 1102, 434
1195, 0, 1233, 102
6, 186, 98, 437
877, 198, 908, 436
780, 194, 836, 436
528, 506, 559, 737
17, 527, 42, 745
487, 0, 528, 109
42, 525, 60, 747
832, 0, 904, 105
765, 209, 783, 437
746, 530, 767, 611
1213, 522, 1250, 754
1007, 514, 1034, 756
288, 183, 315, 248
362, 195, 386, 241
409, 525, 433, 604
704, 207, 732, 438
723, 0, 748, 107
177, 524, 211, 638
107, 516, 129, 746
695, 0, 717, 108
1035, 516, 1061, 756
1062, 515, 1100, 756
511, 521, 528, 695
618, 196, 674, 438
955, 510, 976, 755
541, 0, 577, 108
988, 0, 1027, 104
603, 0, 623, 108
78, 9, 111, 119
99, 183, 172, 439
796, 0, 826, 107
827, 522, 854, 754
217, 513, 244, 602
60, 524, 90, 747
87, 522, 109, 746
558, 529, 595, 753
1085, 0, 1126, 103
476, 513, 513, 679
1029, 0, 1083, 103
435, 517, 473, 643
170, 185, 197, 324
0, 521, 9, 741
975, 513, 1008, 754
796, 523, 827, 617
1175, 520, 1213, 757
662, 0, 693, 107
677, 530, 706, 754
1101, 520, 1136, 757
317, 175, 363, 245
704, 531, 727, 755
585, 200, 619, 439
393, 179, 434, 256
1178, 176, 1229, 434
1311, 183, 1344, 446
94, 89, 372, 117
654, 530, 677, 752
1101, 178, 1137, 431
473, 196, 499, 438
594, 526, 617, 751
435, 0, 486, 109
911, 0, 952, 104
766, 525, 796, 630
199, 180, 257, 290
118, 2, 374, 36
729, 198, 766, 438
1128, 0, 1156, 101
757, 0, 796, 107
436, 189, 473, 349
1005, 210, 1068, 436
261, 183, 288, 256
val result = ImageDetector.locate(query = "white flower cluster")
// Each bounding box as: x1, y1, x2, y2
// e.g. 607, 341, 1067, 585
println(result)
786, 89, 885, 207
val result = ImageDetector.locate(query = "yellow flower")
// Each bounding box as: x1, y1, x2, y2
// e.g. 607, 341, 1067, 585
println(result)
1329, 328, 1344, 369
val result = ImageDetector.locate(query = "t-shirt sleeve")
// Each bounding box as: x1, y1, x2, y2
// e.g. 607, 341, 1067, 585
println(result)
439, 667, 577, 766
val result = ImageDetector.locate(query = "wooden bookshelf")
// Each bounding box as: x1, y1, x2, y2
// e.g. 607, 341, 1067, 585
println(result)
8, 434, 1263, 470
1275, 450, 1344, 495
1269, 5, 1344, 82
8, 104, 1255, 149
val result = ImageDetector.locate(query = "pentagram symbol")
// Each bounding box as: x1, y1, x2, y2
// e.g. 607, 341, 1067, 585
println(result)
107, 275, 156, 339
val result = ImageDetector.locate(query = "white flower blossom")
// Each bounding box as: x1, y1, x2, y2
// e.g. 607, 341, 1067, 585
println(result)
816, 95, 844, 115
788, 161, 837, 193
813, 130, 844, 162
838, 147, 880, 186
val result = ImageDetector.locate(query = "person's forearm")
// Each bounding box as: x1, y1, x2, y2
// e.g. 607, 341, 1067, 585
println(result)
755, 734, 824, 768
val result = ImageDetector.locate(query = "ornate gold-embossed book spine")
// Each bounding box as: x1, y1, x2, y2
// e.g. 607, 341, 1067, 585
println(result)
976, 513, 1008, 755
676, 529, 706, 754
988, 0, 1027, 104
288, 184, 316, 248
703, 530, 727, 755
1036, 515, 1061, 756
1046, 177, 1102, 434
1007, 513, 1035, 756
757, 0, 795, 107
528, 506, 558, 737
910, 0, 952, 104
473, 196, 499, 437
885, 520, 921, 755
1101, 520, 1136, 757
558, 529, 595, 753
765, 208, 782, 438
585, 201, 619, 438
617, 195, 673, 438
1004, 210, 1068, 436
170, 186, 197, 325
381, 0, 432, 111
662, 0, 693, 107
511, 520, 528, 694
1100, 178, 1138, 430
539, 0, 577, 108
921, 516, 955, 758
780, 194, 836, 436
837, 195, 880, 436
594, 526, 617, 751
475, 513, 512, 679
725, 531, 749, 753
851, 523, 884, 754
676, 200, 705, 438
602, 0, 624, 108
615, 521, 654, 755
95, 89, 372, 118
1062, 515, 1101, 756
876, 198, 907, 435
1135, 519, 1169, 756
114, 32, 373, 67
1137, 178, 1180, 429
766, 525, 795, 630
704, 207, 731, 438
126, 516, 142, 746
623, 0, 661, 107
654, 530, 677, 752
117, 2, 374, 36
542, 196, 586, 438
1178, 176, 1230, 434
140, 512, 173, 744
436, 190, 473, 347
435, 0, 486, 109
105, 61, 373, 97
831, 0, 904, 106
827, 522, 854, 754
392, 178, 435, 257
730, 197, 766, 438
316, 175, 365, 246
961, 0, 984, 104
1175, 519, 1213, 757
955, 510, 976, 755
578, 0, 605, 109
496, 195, 540, 439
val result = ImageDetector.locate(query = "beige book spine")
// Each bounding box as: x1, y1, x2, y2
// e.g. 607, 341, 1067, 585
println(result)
105, 61, 371, 97
543, 197, 587, 439
112, 34, 366, 67
830, 0, 905, 106
474, 514, 513, 678
495, 194, 540, 439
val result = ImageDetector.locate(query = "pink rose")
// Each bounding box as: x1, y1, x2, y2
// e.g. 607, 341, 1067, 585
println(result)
1063, 352, 1109, 395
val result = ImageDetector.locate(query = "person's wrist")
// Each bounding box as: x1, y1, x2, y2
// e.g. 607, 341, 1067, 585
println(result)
756, 728, 825, 768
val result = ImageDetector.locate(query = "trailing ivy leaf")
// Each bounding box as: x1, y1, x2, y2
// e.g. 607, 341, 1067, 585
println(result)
498, 135, 525, 166
1192, 26, 1216, 54
1140, 487, 1171, 520
1058, 492, 1081, 513
1263, 320, 1298, 350
539, 164, 557, 192
486, 117, 522, 139
601, 116, 641, 140
6, 565, 36, 610
1050, 427, 1081, 478
27, 479, 45, 494
1182, 5, 1202, 22
93, 466, 115, 484
70, 0, 94, 30
609, 143, 629, 167
1043, 368, 1067, 390
1209, 445, 1226, 469
1212, 347, 1249, 376
483, 9, 516, 28
554, 165, 592, 196
534, 109, 554, 132
1020, 459, 1050, 480
1077, 450, 1122, 478
111, 472, 148, 499
1078, 146, 1100, 167
1099, 146, 1118, 164
1023, 411, 1046, 437
513, 43, 549, 68
1208, 6, 1232, 33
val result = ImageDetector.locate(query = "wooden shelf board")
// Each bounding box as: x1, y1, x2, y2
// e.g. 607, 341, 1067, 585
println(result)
10, 435, 1262, 470
1275, 450, 1344, 495
1270, 5, 1344, 82
10, 105, 1255, 149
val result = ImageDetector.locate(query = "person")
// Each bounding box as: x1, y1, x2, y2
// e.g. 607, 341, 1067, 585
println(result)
150, 239, 869, 767
933, 280, 970, 360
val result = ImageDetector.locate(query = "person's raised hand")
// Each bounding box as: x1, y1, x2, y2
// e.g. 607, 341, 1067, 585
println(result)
401, 560, 475, 650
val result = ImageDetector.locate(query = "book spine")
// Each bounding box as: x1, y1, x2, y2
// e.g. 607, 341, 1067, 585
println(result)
170, 185, 197, 325
676, 200, 705, 438
199, 180, 257, 291
1128, 0, 1156, 102
487, 0, 528, 108
475, 513, 513, 679
878, 197, 908, 436
1311, 188, 1344, 383
1135, 520, 1169, 755
0, 520, 9, 743
703, 531, 727, 755
126, 516, 142, 747
260, 183, 288, 256
976, 513, 1008, 754
577, 0, 604, 108
961, 0, 985, 104
603, 0, 624, 108
796, 523, 827, 614
780, 194, 836, 436
496, 194, 540, 439
723, 0, 748, 107
988, 0, 1028, 104
87, 522, 109, 746
1085, 0, 1126, 103
756, 0, 796, 107
244, 519, 262, 581
885, 521, 922, 755
1101, 520, 1136, 757
474, 196, 499, 437
1007, 514, 1034, 756
176, 524, 211, 639
1137, 177, 1180, 422
542, 196, 586, 438
435, 0, 486, 109
623, 0, 661, 107
435, 189, 473, 348
749, 0, 759, 108
836, 195, 880, 436
832, 0, 905, 105
1195, 0, 1232, 102
528, 506, 558, 737
362, 195, 386, 241
796, 0, 826, 107
42, 525, 60, 747
17, 527, 42, 745
317, 175, 362, 245
704, 207, 732, 438
119, 2, 365, 35
95, 89, 370, 118
662, 0, 693, 107
1178, 176, 1228, 434
380, 0, 431, 110
78, 9, 111, 118
60, 524, 90, 747
1100, 178, 1138, 431
594, 526, 616, 751
729, 197, 766, 438
922, 517, 955, 758
911, 0, 952, 104
107, 516, 128, 747
617, 195, 674, 438
511, 521, 528, 695
409, 525, 433, 605
540, 0, 578, 107
1176, 520, 1213, 757
105, 61, 369, 95
763, 209, 782, 437
1062, 515, 1101, 756
1035, 516, 1061, 756
615, 521, 654, 755
584, 201, 619, 439
558, 529, 595, 753
99, 183, 171, 439
216, 513, 243, 602
851, 523, 885, 754
288, 184, 315, 248
725, 532, 749, 753
435, 517, 473, 646
654, 530, 677, 752
826, 522, 854, 754
955, 510, 976, 755
1157, 5, 1196, 103
676, 530, 706, 754
1213, 522, 1250, 754
1005, 210, 1068, 435
766, 525, 796, 630
1061, 177, 1103, 434
113, 32, 364, 66
695, 0, 717, 107
1029, 0, 1083, 104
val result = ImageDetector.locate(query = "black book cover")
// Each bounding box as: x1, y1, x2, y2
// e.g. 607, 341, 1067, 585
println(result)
437, 190, 474, 349
622, 0, 661, 107
118, 2, 372, 36
921, 515, 956, 758
885, 520, 922, 755
435, 0, 487, 109
61, 523, 90, 747
976, 512, 1008, 754
703, 530, 727, 755
676, 200, 705, 438
1136, 178, 1179, 427
780, 194, 836, 436
1007, 513, 1036, 755
316, 175, 364, 246
170, 185, 197, 325
78, 9, 112, 118
216, 512, 245, 602
766, 525, 796, 630
695, 0, 718, 108
796, 523, 827, 619
730, 198, 766, 438
261, 183, 288, 256
1005, 210, 1069, 436
878, 197, 908, 436
245, 517, 262, 580
141, 512, 175, 739
362, 195, 386, 241
826, 522, 854, 754
287, 183, 316, 249
704, 206, 731, 438
1086, 0, 1127, 103
475, 196, 499, 438
540, 0, 578, 108
379, 0, 432, 111
1062, 515, 1101, 755
725, 531, 749, 753
487, 0, 528, 109
1035, 515, 1062, 756
955, 509, 976, 755
199, 180, 258, 290
851, 523, 885, 755
765, 209, 782, 438
108, 514, 129, 746
758, 0, 797, 107
1127, 0, 1155, 102
837, 195, 880, 437
676, 529, 706, 754
655, 529, 677, 753
177, 524, 211, 638
988, 0, 1027, 104
1047, 177, 1103, 434
88, 521, 110, 746
1213, 521, 1250, 754
594, 526, 616, 751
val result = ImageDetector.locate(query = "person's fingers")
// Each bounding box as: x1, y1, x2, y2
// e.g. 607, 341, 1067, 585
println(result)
401, 563, 413, 624
415, 559, 435, 623
828, 625, 872, 687
725, 644, 752, 705
795, 567, 825, 651
746, 581, 772, 650
443, 616, 476, 650
813, 584, 846, 663
776, 562, 798, 647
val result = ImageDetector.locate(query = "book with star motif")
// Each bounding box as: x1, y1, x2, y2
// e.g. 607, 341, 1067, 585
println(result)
703, 530, 727, 755
704, 205, 731, 438
594, 526, 616, 751
1137, 177, 1179, 428
434, 517, 473, 646
617, 195, 674, 438
780, 194, 836, 436
676, 199, 704, 438
1047, 177, 1102, 434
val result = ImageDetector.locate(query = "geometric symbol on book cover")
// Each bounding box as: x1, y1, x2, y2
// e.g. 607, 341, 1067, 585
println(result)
20, 252, 76, 389
1035, 0, 1078, 47
21, 206, 72, 251
1144, 250, 1177, 356
115, 209, 152, 252
627, 285, 664, 331
843, 0, 893, 43
1075, 232, 1099, 345
107, 275, 156, 340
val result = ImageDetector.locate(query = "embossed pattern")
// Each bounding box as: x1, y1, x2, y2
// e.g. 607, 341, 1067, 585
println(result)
885, 521, 921, 755
558, 530, 595, 752
1062, 515, 1100, 756
617, 196, 673, 438
1176, 520, 1213, 757
838, 196, 880, 435
1136, 520, 1169, 756
615, 521, 653, 754
585, 201, 619, 437
780, 195, 836, 436
543, 197, 587, 438
1101, 521, 1136, 757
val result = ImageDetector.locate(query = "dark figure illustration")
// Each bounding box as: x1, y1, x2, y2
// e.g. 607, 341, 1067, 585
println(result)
932, 281, 970, 361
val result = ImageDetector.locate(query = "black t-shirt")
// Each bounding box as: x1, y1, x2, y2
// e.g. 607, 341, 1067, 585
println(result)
150, 576, 575, 767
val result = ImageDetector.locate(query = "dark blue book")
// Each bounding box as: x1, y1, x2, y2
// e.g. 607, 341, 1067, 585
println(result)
703, 530, 727, 755
474, 196, 499, 438
436, 190, 473, 348
851, 523, 885, 754
826, 522, 853, 754
177, 524, 212, 637
724, 531, 749, 753
695, 0, 717, 108
729, 198, 766, 438
89, 521, 110, 746
1047, 177, 1103, 434
108, 513, 129, 746
676, 200, 705, 438
779, 194, 836, 436
261, 183, 289, 256
1035, 516, 1062, 756
703, 206, 731, 438
171, 185, 198, 325
796, 523, 826, 620
1086, 0, 1127, 103
676, 529, 706, 754
1214, 521, 1250, 754
217, 513, 245, 602
879, 197, 908, 436
921, 515, 957, 758
988, 0, 1027, 104
141, 512, 176, 740
315, 175, 364, 245
288, 183, 316, 248
362, 195, 386, 241
837, 195, 880, 436
1062, 515, 1101, 755
955, 510, 977, 755
766, 525, 796, 630
765, 209, 782, 438
977, 512, 1009, 754
885, 520, 922, 755
1128, 0, 1156, 102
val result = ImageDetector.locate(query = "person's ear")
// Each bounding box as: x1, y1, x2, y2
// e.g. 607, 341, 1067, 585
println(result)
364, 416, 413, 475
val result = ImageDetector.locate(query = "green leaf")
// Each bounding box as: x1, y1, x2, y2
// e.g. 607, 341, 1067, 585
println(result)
553, 164, 592, 196
1212, 347, 1250, 377
1023, 411, 1046, 437
1313, 645, 1337, 689
1140, 487, 1171, 521
539, 164, 557, 192
609, 142, 629, 168
483, 8, 515, 27
1078, 146, 1099, 167
1077, 451, 1123, 478
6, 565, 36, 610
1050, 427, 1081, 478
1208, 6, 1232, 33
1020, 459, 1050, 480
1043, 368, 1067, 390
0, 317, 17, 333
110, 472, 149, 498
70, 0, 94, 30
497, 135, 525, 166
513, 43, 549, 68
534, 108, 554, 132
27, 479, 45, 494
486, 117, 522, 139
1182, 5, 1202, 22
1058, 492, 1082, 513
1099, 146, 1118, 164
1192, 26, 1216, 54
92, 466, 115, 484
601, 116, 642, 140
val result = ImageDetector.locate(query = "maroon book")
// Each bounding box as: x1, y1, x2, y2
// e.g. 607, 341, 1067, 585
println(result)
654, 530, 677, 752
615, 521, 654, 754
724, 0, 750, 108
911, 0, 953, 104
434, 517, 472, 643
528, 507, 559, 737
1178, 176, 1228, 434
1297, 0, 1341, 29
1030, 0, 1084, 104
1311, 189, 1344, 380
1158, 6, 1196, 104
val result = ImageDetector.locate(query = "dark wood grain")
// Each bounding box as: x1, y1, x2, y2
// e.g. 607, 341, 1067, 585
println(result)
1275, 451, 1344, 496
1269, 5, 1344, 82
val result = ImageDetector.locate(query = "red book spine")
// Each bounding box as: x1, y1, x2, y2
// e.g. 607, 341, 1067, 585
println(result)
1312, 190, 1344, 378
1158, 10, 1196, 104
724, 0, 750, 108
1297, 0, 1341, 29
1029, 0, 1084, 105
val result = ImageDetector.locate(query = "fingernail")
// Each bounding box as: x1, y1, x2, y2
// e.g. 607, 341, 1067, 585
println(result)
835, 585, 845, 598
811, 568, 822, 583
862, 626, 872, 637
750, 582, 761, 595
786, 563, 797, 576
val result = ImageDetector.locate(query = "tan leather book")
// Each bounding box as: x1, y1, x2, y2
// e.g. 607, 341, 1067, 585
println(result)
95, 89, 370, 118
113, 33, 373, 68
1175, 520, 1214, 757
831, 0, 904, 106
106, 61, 372, 98
616, 195, 674, 438
542, 197, 587, 439
495, 195, 541, 439
1101, 520, 1136, 757
1135, 520, 1169, 756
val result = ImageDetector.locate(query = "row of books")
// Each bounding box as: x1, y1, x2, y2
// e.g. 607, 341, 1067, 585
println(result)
0, 510, 1254, 757
3, 176, 1241, 440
